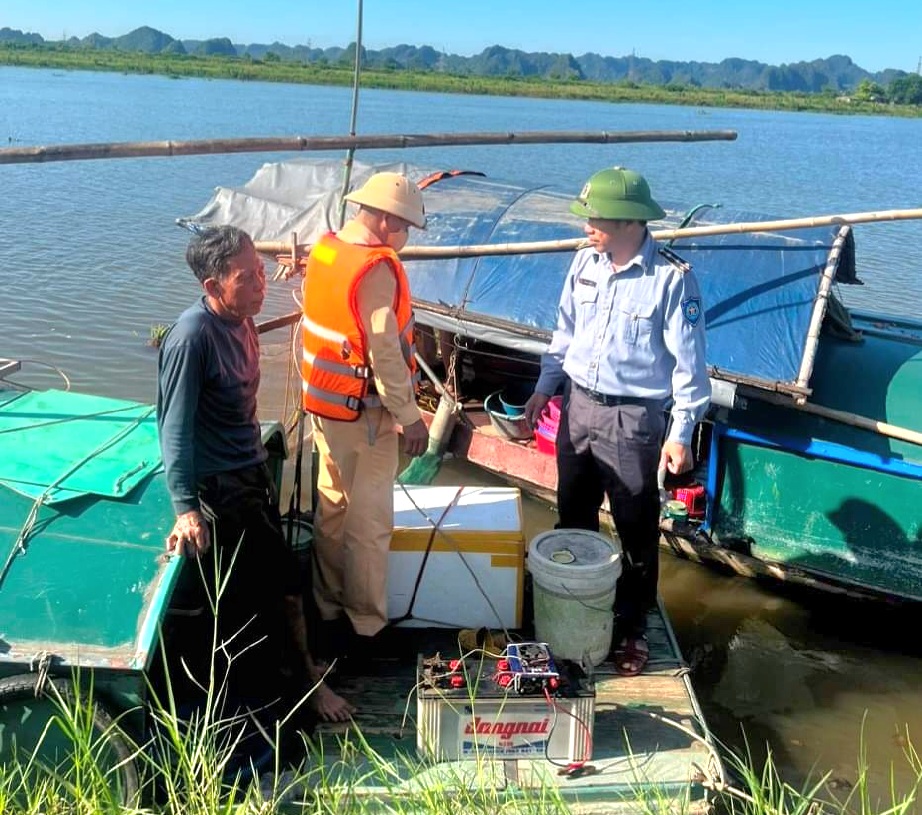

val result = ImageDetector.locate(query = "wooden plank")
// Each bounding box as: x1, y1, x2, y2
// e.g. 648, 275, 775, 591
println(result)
0, 359, 21, 378
306, 598, 718, 811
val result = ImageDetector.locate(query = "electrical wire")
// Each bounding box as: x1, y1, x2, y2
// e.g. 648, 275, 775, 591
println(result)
391, 482, 514, 639
389, 485, 464, 625
402, 645, 502, 735
542, 687, 594, 773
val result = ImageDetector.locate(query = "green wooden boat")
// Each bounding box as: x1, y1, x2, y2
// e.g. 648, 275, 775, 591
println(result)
0, 384, 287, 798
703, 311, 922, 600
0, 385, 178, 797
0, 379, 723, 811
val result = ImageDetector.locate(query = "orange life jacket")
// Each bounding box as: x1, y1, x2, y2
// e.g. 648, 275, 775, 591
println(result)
301, 233, 418, 421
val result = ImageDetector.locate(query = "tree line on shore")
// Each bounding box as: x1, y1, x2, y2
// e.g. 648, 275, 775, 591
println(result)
2, 30, 921, 117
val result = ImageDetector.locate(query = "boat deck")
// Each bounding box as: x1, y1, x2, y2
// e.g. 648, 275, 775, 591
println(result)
302, 601, 720, 813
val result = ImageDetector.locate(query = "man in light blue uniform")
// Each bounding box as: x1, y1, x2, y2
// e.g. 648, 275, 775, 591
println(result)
525, 167, 710, 676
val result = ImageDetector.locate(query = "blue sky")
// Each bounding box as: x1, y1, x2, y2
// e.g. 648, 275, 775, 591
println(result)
3, 0, 919, 74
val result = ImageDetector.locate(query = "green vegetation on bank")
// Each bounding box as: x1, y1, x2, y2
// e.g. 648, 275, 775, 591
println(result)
3, 674, 922, 814
3, 42, 922, 118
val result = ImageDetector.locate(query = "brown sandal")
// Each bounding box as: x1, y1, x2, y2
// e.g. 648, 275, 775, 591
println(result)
613, 636, 649, 676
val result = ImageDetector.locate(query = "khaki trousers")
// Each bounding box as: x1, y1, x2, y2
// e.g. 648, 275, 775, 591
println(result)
310, 407, 398, 636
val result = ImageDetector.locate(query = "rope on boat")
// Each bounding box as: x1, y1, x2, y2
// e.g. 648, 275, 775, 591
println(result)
0, 358, 72, 391
0, 403, 145, 436
29, 651, 53, 696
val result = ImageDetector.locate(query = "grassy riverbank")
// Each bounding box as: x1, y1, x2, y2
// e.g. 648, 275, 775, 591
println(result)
2, 646, 920, 815
3, 677, 921, 815
2, 44, 920, 118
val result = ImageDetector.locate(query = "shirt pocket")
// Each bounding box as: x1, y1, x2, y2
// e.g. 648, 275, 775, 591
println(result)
574, 282, 599, 332
619, 300, 656, 346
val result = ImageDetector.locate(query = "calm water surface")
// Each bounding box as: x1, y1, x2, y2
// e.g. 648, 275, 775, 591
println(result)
3, 66, 922, 806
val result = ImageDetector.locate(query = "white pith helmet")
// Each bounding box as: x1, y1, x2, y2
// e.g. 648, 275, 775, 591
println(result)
344, 172, 427, 229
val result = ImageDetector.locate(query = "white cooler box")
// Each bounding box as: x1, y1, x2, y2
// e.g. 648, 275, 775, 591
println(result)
388, 485, 525, 629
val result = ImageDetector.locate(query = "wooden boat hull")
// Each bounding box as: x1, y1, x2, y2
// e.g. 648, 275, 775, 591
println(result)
420, 311, 922, 604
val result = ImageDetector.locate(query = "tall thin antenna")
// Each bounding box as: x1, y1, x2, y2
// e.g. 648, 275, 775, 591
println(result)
337, 0, 364, 228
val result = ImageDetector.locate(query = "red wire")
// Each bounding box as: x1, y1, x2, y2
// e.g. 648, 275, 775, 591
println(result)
543, 688, 594, 769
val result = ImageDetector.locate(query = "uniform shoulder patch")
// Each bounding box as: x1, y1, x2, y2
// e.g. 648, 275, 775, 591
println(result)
658, 246, 692, 273
682, 297, 702, 326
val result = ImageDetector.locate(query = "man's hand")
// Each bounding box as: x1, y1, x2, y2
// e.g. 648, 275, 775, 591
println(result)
402, 419, 429, 457
524, 392, 550, 429
166, 510, 211, 558
659, 441, 692, 476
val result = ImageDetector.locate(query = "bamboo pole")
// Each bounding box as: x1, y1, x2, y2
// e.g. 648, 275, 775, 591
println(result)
337, 0, 365, 229
0, 128, 737, 165
751, 390, 922, 447
255, 206, 922, 259
256, 312, 300, 334
796, 226, 851, 391
654, 207, 922, 241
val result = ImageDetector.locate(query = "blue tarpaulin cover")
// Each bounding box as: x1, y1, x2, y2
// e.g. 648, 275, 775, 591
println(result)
180, 159, 855, 396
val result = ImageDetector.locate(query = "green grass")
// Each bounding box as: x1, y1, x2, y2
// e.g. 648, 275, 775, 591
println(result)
4, 665, 922, 814
1, 43, 920, 119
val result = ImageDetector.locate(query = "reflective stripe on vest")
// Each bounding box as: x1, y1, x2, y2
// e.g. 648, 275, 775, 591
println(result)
301, 313, 350, 347
301, 342, 372, 381
301, 233, 417, 421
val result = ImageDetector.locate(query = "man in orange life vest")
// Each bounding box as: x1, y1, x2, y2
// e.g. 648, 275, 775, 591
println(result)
301, 172, 429, 652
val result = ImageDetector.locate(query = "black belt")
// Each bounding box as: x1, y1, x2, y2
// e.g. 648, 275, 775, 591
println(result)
573, 382, 653, 407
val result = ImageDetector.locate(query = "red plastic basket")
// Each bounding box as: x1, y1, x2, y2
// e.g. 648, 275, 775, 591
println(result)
542, 395, 563, 425
535, 426, 557, 456
536, 419, 557, 437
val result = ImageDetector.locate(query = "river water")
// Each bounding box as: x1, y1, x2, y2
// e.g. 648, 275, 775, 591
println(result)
3, 65, 922, 807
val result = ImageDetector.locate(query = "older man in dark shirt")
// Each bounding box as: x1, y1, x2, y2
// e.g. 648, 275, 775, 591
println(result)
157, 225, 353, 723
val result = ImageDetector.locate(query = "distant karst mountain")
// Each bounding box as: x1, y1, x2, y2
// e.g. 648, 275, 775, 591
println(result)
0, 25, 909, 92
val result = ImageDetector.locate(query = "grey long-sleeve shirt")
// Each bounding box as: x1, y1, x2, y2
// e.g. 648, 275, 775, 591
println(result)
156, 297, 266, 515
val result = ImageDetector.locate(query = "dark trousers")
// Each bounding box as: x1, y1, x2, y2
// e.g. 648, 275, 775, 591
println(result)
188, 464, 301, 710
556, 384, 665, 638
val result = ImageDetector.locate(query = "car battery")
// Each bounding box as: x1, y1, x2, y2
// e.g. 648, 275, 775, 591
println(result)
416, 643, 595, 762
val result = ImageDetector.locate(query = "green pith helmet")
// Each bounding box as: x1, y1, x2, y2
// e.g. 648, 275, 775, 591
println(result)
569, 166, 666, 222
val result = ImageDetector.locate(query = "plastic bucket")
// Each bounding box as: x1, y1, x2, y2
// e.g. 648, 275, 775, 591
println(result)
527, 529, 622, 666
497, 381, 535, 416
485, 390, 532, 440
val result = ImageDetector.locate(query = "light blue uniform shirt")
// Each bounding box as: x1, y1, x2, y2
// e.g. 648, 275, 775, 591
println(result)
535, 231, 710, 446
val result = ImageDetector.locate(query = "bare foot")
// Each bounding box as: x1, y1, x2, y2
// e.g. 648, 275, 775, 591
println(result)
310, 681, 356, 722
